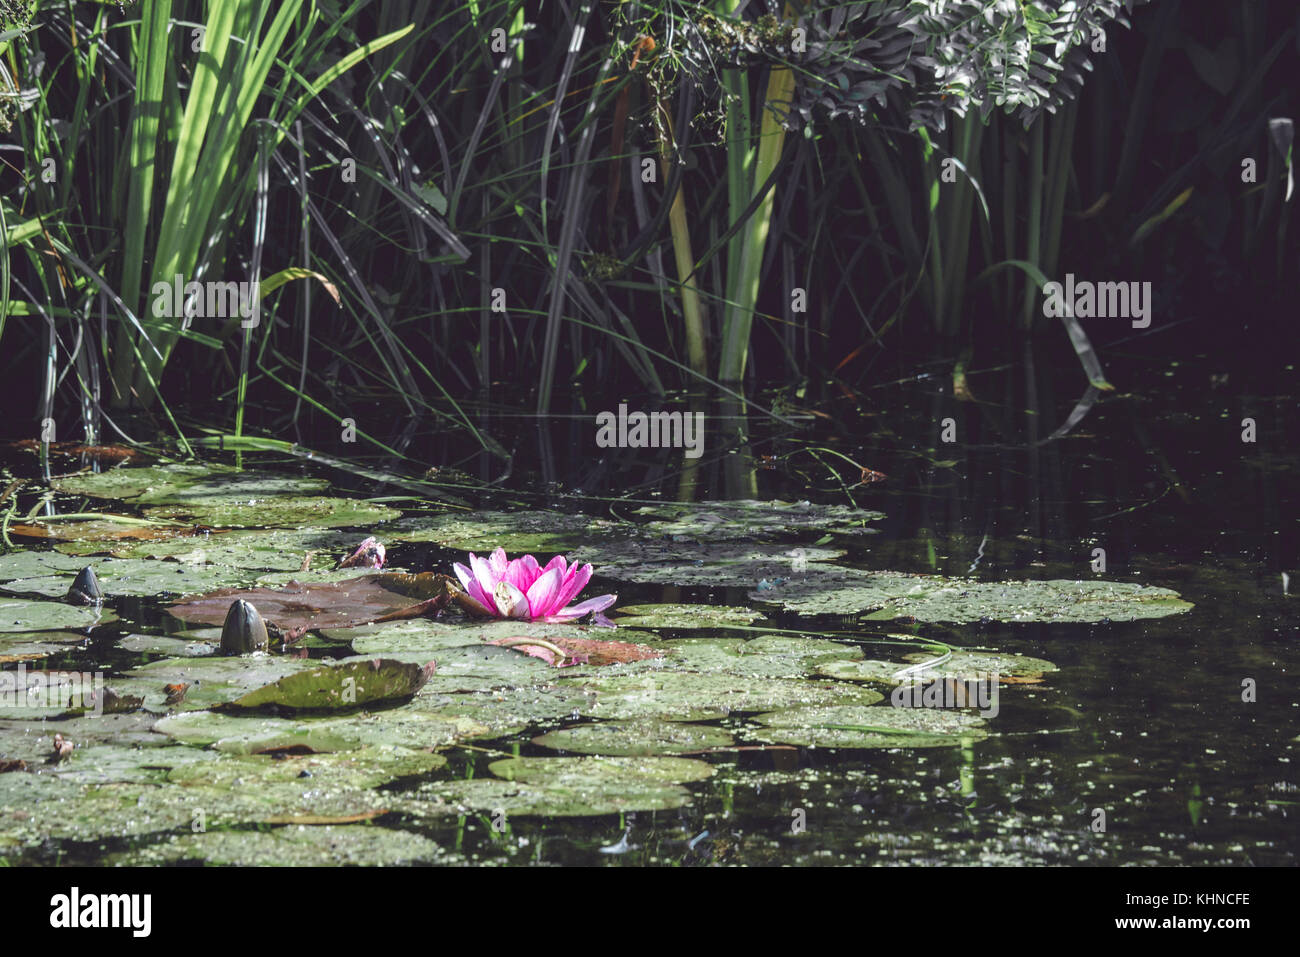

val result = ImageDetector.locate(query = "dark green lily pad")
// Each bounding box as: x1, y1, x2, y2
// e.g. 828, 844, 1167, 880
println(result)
612, 603, 766, 629
590, 545, 845, 586
0, 714, 173, 774
38, 743, 214, 785
414, 685, 595, 737
8, 517, 186, 544
153, 708, 490, 754
51, 464, 328, 504
399, 776, 693, 818
633, 499, 884, 540
321, 618, 481, 649
113, 654, 324, 712
0, 671, 119, 719
254, 568, 390, 587
555, 671, 883, 720
166, 745, 445, 789
489, 754, 715, 786
0, 775, 194, 845
4, 558, 245, 599
0, 630, 87, 659
117, 634, 216, 657
816, 650, 1059, 684
534, 719, 735, 756
224, 659, 435, 713
143, 496, 399, 529
339, 644, 556, 693
397, 754, 714, 818
386, 511, 842, 585
386, 510, 633, 554
748, 704, 989, 749
54, 527, 365, 570
0, 771, 401, 845
660, 636, 864, 679
108, 825, 449, 866
0, 551, 113, 582
0, 597, 111, 632
339, 619, 651, 657
0, 644, 65, 662
153, 711, 362, 752
751, 570, 1193, 623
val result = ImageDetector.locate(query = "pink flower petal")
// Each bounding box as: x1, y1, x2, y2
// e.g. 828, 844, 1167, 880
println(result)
547, 593, 618, 622
550, 562, 594, 614
524, 567, 563, 619
542, 554, 567, 580
453, 562, 495, 611
493, 581, 530, 618
506, 554, 541, 593
488, 547, 509, 577
470, 553, 500, 603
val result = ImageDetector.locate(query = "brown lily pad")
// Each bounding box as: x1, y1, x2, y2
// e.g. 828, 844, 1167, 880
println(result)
168, 572, 469, 632
10, 440, 142, 464
8, 519, 185, 543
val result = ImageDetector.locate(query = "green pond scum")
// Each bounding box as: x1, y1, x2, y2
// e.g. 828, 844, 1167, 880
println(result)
3, 457, 1264, 871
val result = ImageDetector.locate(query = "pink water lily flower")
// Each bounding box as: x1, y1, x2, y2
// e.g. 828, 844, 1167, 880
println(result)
453, 548, 617, 623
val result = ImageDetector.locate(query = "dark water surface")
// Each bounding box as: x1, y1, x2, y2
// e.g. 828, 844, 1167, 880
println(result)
4, 342, 1297, 867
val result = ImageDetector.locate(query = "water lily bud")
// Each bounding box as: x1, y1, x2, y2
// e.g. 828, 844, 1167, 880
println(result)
221, 599, 269, 654
65, 566, 103, 605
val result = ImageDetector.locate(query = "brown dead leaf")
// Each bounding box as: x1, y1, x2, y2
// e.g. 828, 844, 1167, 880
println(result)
9, 519, 184, 542
265, 809, 390, 825
169, 572, 462, 632
490, 635, 662, 667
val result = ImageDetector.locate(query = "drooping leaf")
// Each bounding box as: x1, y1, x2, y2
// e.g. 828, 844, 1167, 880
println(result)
223, 658, 435, 712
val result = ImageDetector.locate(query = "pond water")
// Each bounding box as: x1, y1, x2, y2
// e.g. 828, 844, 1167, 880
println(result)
0, 346, 1295, 867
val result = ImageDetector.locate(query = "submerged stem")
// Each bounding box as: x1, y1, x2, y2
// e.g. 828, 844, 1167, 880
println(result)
494, 637, 571, 666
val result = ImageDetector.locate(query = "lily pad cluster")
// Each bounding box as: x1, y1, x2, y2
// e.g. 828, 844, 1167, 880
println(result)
0, 465, 1196, 864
